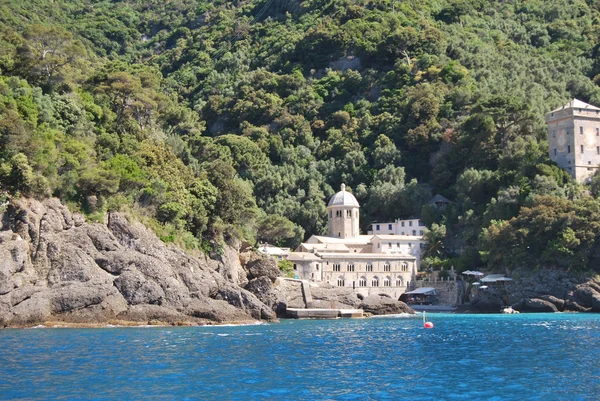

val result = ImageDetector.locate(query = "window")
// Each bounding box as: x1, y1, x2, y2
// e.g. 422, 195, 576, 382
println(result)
338, 232, 341, 237
384, 263, 391, 272
294, 264, 297, 270
418, 220, 423, 226
316, 264, 320, 271
388, 224, 392, 230
337, 278, 345, 287
401, 262, 408, 272
589, 161, 592, 165
401, 222, 405, 227
346, 210, 351, 218
359, 277, 367, 287
581, 145, 584, 153
388, 242, 392, 248
333, 264, 341, 272
554, 148, 557, 156
568, 145, 571, 153
347, 264, 355, 272
397, 243, 400, 248
409, 221, 413, 227
419, 243, 424, 249
366, 263, 373, 272
580, 126, 584, 134
412, 230, 416, 235
371, 278, 379, 287
597, 146, 599, 155
420, 230, 424, 235
376, 224, 380, 230
396, 277, 404, 287
383, 277, 391, 287
597, 128, 599, 136
553, 130, 556, 138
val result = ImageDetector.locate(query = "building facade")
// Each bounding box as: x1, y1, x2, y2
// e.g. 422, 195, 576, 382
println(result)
287, 184, 425, 299
546, 99, 600, 183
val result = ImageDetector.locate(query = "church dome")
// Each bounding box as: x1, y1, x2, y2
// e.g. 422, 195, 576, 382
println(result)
327, 184, 360, 207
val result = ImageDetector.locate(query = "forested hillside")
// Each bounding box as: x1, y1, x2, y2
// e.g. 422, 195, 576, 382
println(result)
2, 0, 600, 272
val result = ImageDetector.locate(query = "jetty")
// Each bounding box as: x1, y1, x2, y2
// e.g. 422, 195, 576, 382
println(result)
285, 308, 364, 319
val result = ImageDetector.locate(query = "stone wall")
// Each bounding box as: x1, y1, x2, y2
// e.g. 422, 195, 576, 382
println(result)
411, 278, 464, 306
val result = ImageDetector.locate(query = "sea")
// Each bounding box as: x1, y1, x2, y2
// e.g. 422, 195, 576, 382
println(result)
1, 313, 599, 401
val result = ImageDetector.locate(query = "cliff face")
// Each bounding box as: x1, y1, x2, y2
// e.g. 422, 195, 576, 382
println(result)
0, 198, 276, 327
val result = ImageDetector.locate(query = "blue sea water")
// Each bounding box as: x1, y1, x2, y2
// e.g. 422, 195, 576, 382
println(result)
1, 313, 599, 400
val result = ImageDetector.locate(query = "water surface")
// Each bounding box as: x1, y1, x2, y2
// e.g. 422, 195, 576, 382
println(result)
1, 313, 599, 400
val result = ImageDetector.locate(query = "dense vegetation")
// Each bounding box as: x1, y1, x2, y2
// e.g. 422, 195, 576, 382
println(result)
1, 0, 600, 272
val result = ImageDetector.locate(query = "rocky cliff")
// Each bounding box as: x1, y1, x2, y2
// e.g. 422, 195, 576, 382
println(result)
0, 198, 415, 328
462, 269, 600, 313
0, 198, 277, 327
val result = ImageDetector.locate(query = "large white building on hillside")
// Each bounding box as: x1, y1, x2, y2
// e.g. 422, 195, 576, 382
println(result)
546, 99, 600, 183
287, 184, 425, 299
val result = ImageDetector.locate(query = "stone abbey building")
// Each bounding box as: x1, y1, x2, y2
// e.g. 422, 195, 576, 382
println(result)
287, 184, 424, 299
546, 99, 600, 182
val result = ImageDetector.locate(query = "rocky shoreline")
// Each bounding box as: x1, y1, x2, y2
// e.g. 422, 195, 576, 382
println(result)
458, 270, 600, 313
0, 198, 414, 328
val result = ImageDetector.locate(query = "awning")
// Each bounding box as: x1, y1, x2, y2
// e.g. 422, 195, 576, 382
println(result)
481, 274, 513, 283
405, 287, 437, 295
462, 270, 484, 276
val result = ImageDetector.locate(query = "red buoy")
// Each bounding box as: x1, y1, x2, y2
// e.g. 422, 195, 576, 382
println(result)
422, 312, 434, 328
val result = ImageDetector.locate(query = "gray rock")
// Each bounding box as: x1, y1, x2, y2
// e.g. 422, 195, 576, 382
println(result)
0, 198, 277, 326
564, 300, 590, 312
538, 295, 565, 311
245, 256, 280, 282
515, 298, 558, 313
359, 295, 415, 315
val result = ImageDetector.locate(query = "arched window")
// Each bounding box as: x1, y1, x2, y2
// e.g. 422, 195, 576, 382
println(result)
337, 277, 345, 287
396, 277, 404, 287
401, 262, 408, 272
347, 264, 355, 272
366, 263, 373, 272
384, 263, 391, 272
359, 277, 367, 287
371, 277, 379, 287
384, 276, 391, 287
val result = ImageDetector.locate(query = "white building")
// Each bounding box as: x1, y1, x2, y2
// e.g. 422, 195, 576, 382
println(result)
287, 184, 425, 299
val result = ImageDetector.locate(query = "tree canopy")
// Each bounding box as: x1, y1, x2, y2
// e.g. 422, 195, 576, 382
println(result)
1, 0, 600, 270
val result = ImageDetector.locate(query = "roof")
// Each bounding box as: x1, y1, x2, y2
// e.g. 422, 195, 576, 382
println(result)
299, 243, 350, 252
258, 246, 290, 256
307, 235, 373, 245
286, 252, 322, 262
328, 183, 360, 207
429, 194, 452, 204
405, 287, 437, 295
316, 252, 416, 260
481, 274, 513, 283
372, 234, 423, 240
549, 99, 600, 114
462, 270, 484, 276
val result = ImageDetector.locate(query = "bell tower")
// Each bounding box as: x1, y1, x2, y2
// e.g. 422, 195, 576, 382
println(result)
327, 184, 360, 239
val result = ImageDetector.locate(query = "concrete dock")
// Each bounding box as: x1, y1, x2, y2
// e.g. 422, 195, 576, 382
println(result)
285, 308, 364, 319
